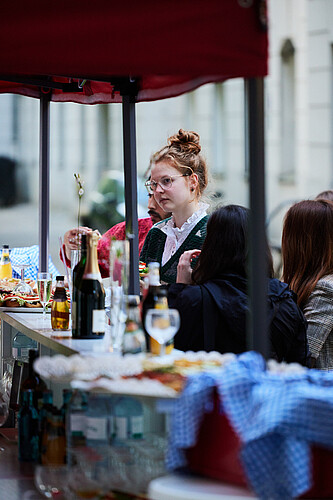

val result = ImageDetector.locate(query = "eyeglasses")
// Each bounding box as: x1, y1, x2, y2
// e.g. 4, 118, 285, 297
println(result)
145, 173, 191, 194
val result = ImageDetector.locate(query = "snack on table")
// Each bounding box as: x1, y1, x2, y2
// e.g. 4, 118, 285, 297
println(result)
0, 292, 41, 308
139, 261, 149, 277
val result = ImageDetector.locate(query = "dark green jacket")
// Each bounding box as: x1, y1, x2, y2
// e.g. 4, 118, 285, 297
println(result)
140, 215, 208, 284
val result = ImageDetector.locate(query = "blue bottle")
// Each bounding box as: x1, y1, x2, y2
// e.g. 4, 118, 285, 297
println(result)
114, 396, 144, 441
85, 393, 110, 461
18, 389, 40, 462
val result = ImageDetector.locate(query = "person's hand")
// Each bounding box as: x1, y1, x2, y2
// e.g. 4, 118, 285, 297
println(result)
176, 249, 201, 284
63, 226, 92, 260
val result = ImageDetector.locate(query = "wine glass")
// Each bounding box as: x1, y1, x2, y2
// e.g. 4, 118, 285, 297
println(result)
145, 308, 180, 356
37, 272, 53, 318
12, 258, 34, 295
34, 465, 69, 499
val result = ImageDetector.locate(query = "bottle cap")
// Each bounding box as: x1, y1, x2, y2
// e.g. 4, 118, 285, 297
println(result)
148, 262, 160, 270
127, 295, 140, 307
2, 244, 9, 249
56, 276, 65, 281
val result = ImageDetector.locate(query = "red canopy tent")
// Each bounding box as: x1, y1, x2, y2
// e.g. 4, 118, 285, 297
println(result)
0, 0, 269, 353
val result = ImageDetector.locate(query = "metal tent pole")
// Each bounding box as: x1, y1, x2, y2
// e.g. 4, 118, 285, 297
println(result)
122, 94, 140, 296
39, 91, 51, 273
245, 77, 269, 358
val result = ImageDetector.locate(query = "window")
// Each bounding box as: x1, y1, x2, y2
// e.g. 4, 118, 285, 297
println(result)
280, 39, 296, 182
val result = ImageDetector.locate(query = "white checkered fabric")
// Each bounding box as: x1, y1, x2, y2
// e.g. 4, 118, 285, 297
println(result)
1, 245, 60, 281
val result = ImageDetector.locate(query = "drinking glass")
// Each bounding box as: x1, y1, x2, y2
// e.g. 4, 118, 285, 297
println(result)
109, 240, 130, 353
37, 272, 53, 318
12, 259, 34, 295
145, 309, 180, 356
34, 465, 69, 499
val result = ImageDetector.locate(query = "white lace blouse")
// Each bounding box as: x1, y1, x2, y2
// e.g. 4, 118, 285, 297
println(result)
160, 202, 209, 266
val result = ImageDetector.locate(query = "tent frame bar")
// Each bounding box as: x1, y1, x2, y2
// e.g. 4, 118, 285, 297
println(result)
39, 91, 51, 273
246, 77, 268, 358
122, 95, 140, 296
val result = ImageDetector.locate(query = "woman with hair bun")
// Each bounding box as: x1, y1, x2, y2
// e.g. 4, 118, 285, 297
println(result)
140, 129, 209, 284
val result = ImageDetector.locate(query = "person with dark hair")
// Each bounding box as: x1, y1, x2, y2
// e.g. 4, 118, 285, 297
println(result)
315, 190, 333, 202
140, 129, 210, 284
168, 205, 309, 365
282, 199, 333, 370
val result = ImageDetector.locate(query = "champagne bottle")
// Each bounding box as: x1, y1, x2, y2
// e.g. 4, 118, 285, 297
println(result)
21, 350, 47, 411
74, 231, 105, 338
71, 234, 87, 336
51, 276, 70, 331
0, 244, 12, 279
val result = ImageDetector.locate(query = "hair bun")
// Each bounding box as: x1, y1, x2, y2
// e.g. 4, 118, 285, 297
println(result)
168, 129, 201, 154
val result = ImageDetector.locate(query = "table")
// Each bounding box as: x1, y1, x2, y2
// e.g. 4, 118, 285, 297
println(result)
0, 311, 110, 359
148, 473, 257, 500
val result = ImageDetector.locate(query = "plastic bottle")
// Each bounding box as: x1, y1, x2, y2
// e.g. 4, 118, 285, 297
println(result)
71, 234, 87, 336
123, 295, 146, 355
114, 396, 144, 441
85, 393, 110, 464
74, 231, 105, 338
20, 350, 47, 411
18, 389, 40, 462
67, 390, 87, 448
12, 332, 38, 362
51, 276, 70, 331
0, 244, 12, 279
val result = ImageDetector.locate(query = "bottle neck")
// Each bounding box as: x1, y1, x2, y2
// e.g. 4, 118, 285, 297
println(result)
149, 269, 160, 287
1, 249, 10, 264
83, 233, 101, 280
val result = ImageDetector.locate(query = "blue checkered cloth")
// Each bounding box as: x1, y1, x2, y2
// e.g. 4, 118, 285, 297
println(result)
166, 351, 333, 500
0, 246, 60, 281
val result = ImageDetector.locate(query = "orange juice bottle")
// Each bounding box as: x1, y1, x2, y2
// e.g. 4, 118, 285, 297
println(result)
0, 245, 12, 279
151, 288, 174, 356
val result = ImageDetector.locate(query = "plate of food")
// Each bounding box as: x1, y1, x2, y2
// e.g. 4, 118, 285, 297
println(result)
0, 278, 42, 310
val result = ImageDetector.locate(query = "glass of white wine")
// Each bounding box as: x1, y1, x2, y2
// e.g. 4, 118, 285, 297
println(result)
37, 272, 52, 319
145, 308, 180, 357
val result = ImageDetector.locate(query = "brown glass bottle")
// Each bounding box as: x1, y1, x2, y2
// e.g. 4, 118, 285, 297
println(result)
141, 262, 161, 350
51, 276, 70, 331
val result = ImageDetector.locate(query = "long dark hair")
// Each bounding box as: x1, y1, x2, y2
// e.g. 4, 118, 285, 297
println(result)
192, 204, 273, 284
282, 199, 333, 308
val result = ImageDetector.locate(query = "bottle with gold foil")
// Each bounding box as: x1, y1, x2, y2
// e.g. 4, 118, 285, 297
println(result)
74, 231, 105, 338
51, 276, 70, 331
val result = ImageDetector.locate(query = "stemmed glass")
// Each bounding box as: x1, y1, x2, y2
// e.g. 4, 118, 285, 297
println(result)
34, 465, 69, 499
37, 272, 53, 318
12, 259, 34, 295
145, 308, 180, 356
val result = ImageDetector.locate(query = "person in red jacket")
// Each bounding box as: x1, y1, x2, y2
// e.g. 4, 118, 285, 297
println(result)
62, 194, 171, 278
